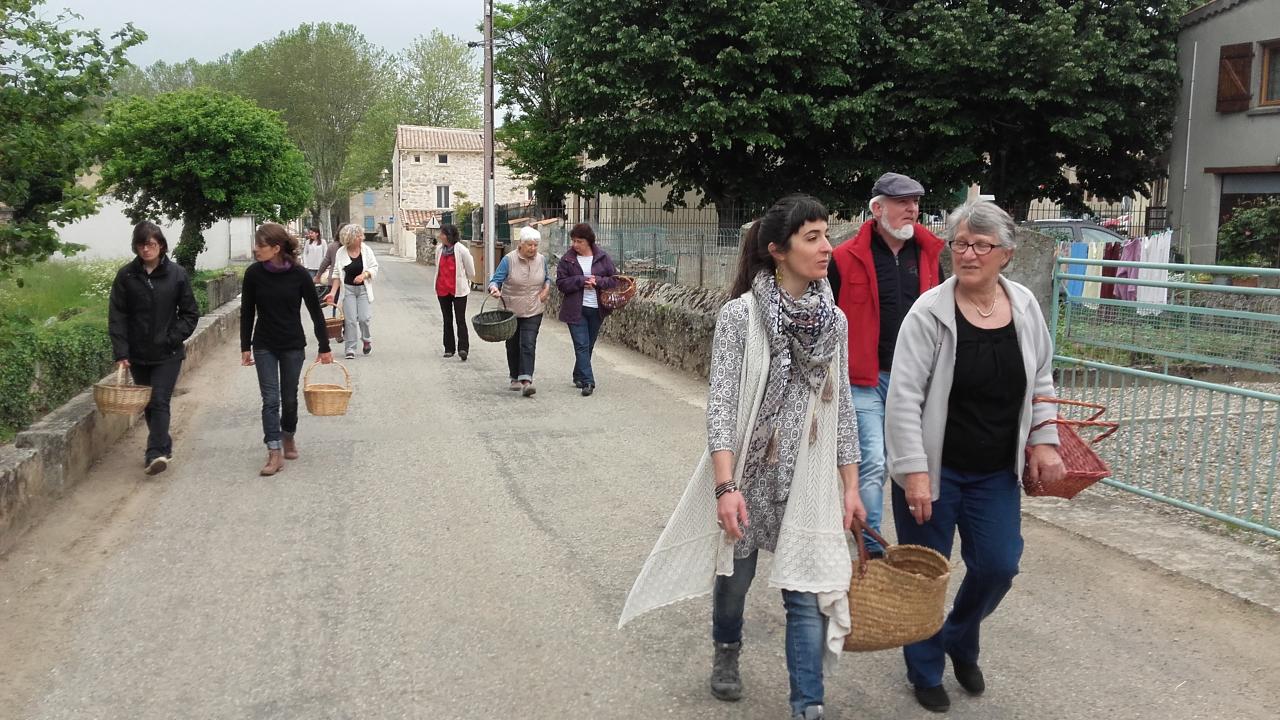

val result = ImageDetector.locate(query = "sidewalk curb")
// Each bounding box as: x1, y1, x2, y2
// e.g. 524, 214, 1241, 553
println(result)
0, 297, 242, 556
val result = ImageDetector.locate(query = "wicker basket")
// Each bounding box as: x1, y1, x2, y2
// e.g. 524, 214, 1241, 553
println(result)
324, 303, 345, 341
844, 520, 951, 652
303, 361, 352, 416
93, 365, 152, 415
471, 295, 517, 342
1022, 396, 1119, 499
598, 275, 637, 310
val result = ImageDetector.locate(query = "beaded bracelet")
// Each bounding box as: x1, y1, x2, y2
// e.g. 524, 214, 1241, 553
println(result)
714, 481, 738, 499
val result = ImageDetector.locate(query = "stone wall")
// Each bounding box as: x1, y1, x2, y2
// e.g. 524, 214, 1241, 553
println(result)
416, 231, 437, 265
398, 151, 527, 210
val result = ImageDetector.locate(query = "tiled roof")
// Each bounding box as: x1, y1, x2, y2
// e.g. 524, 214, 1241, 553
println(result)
400, 209, 441, 230
1181, 0, 1254, 28
396, 125, 483, 152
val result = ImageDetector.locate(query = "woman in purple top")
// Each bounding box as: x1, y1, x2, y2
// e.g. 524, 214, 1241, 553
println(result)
555, 223, 618, 396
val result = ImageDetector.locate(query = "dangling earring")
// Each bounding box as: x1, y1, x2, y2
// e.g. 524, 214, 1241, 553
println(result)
774, 265, 782, 286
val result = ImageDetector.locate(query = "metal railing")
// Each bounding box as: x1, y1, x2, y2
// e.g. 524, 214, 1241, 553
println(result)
1051, 259, 1280, 538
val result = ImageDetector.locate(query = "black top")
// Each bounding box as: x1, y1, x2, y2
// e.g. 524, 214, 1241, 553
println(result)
871, 229, 923, 371
941, 305, 1027, 473
240, 262, 331, 353
108, 255, 201, 365
342, 253, 364, 286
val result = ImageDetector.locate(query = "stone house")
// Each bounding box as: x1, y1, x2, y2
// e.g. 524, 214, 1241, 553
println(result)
346, 187, 394, 241
389, 125, 529, 258
1168, 0, 1280, 264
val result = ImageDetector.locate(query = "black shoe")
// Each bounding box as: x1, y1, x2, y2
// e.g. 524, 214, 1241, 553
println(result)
362, 340, 372, 355
573, 379, 585, 388
913, 685, 950, 713
459, 350, 468, 362
443, 351, 455, 358
145, 456, 170, 476
952, 660, 985, 695
581, 384, 594, 397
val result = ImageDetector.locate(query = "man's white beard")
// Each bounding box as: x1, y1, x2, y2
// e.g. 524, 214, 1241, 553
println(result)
880, 218, 915, 241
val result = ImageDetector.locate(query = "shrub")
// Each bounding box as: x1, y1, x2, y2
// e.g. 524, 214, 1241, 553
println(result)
1218, 197, 1280, 268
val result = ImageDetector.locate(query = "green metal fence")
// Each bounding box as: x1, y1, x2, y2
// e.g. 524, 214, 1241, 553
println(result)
1051, 259, 1280, 538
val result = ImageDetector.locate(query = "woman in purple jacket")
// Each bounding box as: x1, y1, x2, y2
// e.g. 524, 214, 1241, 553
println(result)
555, 223, 618, 396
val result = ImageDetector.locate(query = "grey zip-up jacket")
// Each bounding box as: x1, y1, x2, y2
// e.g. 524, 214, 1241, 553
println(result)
885, 275, 1059, 500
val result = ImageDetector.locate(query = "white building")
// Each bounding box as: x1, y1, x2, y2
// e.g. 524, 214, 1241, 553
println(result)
54, 196, 254, 269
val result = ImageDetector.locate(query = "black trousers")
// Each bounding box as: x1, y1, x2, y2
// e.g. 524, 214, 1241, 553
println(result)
438, 295, 469, 354
129, 356, 183, 463
505, 314, 543, 381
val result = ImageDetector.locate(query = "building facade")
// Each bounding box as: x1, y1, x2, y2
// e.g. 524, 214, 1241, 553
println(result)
346, 187, 394, 241
1168, 0, 1280, 264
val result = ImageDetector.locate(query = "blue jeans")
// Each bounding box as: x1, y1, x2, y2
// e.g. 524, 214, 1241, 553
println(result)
891, 466, 1023, 689
568, 306, 603, 386
253, 348, 305, 449
712, 552, 827, 717
850, 371, 891, 552
506, 314, 543, 381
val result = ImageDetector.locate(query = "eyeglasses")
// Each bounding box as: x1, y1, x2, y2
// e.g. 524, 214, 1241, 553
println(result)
948, 240, 999, 256
135, 241, 161, 250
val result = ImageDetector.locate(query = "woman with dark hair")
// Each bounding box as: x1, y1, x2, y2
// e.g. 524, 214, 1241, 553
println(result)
435, 223, 476, 360
555, 222, 618, 396
240, 222, 333, 476
620, 195, 864, 720
108, 221, 201, 476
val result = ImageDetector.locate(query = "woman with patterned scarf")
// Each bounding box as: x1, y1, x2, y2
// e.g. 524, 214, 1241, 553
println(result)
619, 195, 864, 720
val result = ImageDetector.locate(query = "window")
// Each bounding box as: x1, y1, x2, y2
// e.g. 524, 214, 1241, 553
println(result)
363, 191, 375, 207
437, 153, 449, 164
1263, 43, 1280, 106
413, 154, 421, 163
436, 185, 450, 208
1216, 43, 1253, 113
364, 215, 375, 231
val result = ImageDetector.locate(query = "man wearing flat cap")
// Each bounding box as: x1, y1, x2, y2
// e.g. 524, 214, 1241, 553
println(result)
828, 172, 945, 555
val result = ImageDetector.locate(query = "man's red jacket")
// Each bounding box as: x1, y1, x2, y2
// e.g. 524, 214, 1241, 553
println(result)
830, 219, 945, 386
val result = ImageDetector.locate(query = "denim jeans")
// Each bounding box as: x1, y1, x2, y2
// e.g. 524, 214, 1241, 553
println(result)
850, 371, 891, 552
568, 306, 603, 386
505, 314, 543, 381
341, 283, 373, 355
253, 348, 305, 449
438, 295, 469, 354
129, 356, 183, 463
712, 551, 827, 717
891, 466, 1023, 689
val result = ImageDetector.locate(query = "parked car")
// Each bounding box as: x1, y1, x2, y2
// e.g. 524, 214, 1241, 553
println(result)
1024, 218, 1127, 245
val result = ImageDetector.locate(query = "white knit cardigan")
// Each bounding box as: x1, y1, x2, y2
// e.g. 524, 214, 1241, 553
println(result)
619, 291, 853, 667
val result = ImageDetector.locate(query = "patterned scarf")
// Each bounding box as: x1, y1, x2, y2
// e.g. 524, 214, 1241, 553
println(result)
440, 242, 455, 257
751, 270, 840, 392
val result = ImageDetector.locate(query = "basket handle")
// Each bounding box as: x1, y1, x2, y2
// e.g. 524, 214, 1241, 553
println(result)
304, 360, 351, 389
1031, 396, 1118, 443
478, 294, 508, 314
114, 364, 129, 386
1032, 395, 1106, 422
850, 516, 893, 578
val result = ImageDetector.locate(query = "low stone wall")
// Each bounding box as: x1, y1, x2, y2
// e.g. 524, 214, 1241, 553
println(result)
0, 296, 242, 555
204, 272, 241, 310
416, 232, 436, 265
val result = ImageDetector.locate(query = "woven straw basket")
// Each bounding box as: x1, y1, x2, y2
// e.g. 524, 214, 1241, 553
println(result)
303, 361, 352, 416
93, 365, 152, 415
598, 275, 637, 310
844, 520, 951, 652
323, 303, 345, 340
1022, 396, 1119, 499
471, 295, 517, 342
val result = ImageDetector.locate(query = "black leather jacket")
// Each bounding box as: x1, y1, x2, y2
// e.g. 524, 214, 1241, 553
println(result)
108, 255, 200, 365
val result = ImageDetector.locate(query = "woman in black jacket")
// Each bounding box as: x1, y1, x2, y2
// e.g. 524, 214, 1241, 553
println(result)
108, 222, 201, 476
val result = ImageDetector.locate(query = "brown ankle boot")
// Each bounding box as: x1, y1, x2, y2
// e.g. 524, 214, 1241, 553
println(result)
260, 449, 284, 476
282, 433, 299, 460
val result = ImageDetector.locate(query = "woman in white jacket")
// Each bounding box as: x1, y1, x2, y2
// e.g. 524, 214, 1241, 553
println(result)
324, 224, 379, 360
435, 224, 476, 361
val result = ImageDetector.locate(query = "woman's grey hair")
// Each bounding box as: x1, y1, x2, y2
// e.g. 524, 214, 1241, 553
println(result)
945, 200, 1017, 250
338, 223, 364, 247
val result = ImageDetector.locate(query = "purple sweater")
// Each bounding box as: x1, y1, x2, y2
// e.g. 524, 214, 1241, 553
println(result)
555, 249, 619, 324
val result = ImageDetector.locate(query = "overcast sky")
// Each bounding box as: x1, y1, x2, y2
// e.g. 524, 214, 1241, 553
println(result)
55, 0, 482, 66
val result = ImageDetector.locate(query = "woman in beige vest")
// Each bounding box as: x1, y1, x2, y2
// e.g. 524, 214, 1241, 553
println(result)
488, 226, 551, 397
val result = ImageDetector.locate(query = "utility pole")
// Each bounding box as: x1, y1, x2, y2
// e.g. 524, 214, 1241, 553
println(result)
482, 0, 496, 284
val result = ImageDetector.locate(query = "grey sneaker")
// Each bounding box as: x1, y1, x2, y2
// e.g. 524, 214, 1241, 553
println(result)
709, 641, 742, 701
792, 705, 824, 720
145, 456, 170, 476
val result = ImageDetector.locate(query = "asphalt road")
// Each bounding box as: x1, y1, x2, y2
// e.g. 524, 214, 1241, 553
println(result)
2, 246, 1277, 720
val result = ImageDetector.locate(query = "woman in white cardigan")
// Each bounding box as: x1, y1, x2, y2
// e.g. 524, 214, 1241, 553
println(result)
435, 224, 476, 360
620, 195, 864, 720
884, 200, 1065, 713
324, 224, 379, 360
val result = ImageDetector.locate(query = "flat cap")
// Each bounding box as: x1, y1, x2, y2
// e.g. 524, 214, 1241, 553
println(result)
871, 172, 926, 198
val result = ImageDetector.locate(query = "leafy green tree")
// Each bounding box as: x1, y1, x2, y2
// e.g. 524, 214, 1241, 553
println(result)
110, 54, 241, 99
233, 23, 388, 240
96, 88, 313, 272
548, 0, 874, 217
1218, 197, 1280, 268
864, 0, 1187, 219
0, 0, 143, 275
493, 1, 582, 212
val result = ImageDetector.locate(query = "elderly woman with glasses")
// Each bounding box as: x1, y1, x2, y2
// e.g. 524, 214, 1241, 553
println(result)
884, 200, 1065, 713
323, 223, 379, 360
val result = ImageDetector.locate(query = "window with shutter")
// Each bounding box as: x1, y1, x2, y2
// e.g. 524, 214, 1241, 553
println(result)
1263, 43, 1280, 106
1217, 43, 1254, 113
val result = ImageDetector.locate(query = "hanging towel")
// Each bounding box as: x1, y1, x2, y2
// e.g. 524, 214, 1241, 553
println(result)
1083, 243, 1104, 300
1066, 242, 1088, 298
1114, 238, 1141, 302
1136, 230, 1171, 316
1100, 242, 1121, 300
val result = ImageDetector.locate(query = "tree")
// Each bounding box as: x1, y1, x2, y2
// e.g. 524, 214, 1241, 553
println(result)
549, 0, 874, 218
0, 0, 143, 275
96, 88, 313, 272
110, 55, 241, 99
233, 23, 388, 240
1217, 197, 1280, 268
340, 31, 482, 195
858, 0, 1187, 218
493, 1, 582, 213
